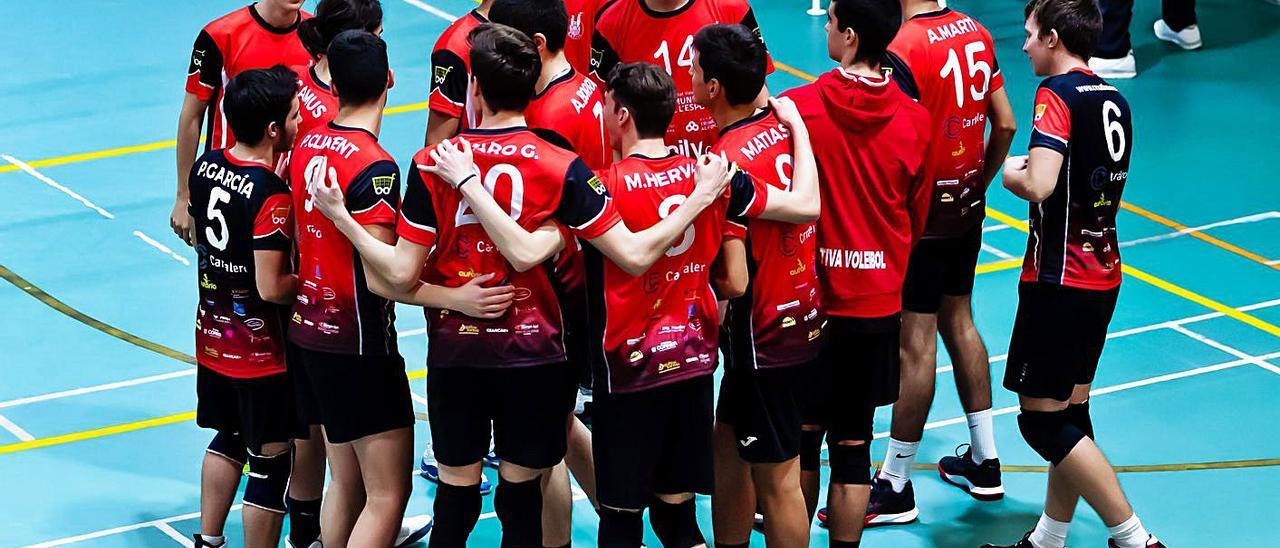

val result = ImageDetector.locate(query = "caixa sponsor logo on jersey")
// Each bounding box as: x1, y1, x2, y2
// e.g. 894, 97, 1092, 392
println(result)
818, 248, 887, 270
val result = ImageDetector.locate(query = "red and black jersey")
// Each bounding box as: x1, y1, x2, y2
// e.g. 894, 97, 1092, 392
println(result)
526, 67, 613, 172
585, 152, 766, 394
781, 69, 932, 318
1022, 68, 1131, 290
564, 0, 609, 74
590, 0, 772, 157
398, 127, 621, 369
288, 122, 401, 355
887, 8, 1004, 238
428, 10, 487, 127
186, 5, 312, 152
188, 149, 293, 378
290, 62, 338, 140
712, 109, 824, 369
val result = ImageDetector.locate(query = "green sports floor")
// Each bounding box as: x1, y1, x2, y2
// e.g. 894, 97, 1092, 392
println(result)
1, 0, 1277, 545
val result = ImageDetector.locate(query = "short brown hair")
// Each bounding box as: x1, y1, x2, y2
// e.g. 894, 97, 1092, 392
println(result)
468, 23, 541, 112
1025, 0, 1103, 59
606, 62, 675, 139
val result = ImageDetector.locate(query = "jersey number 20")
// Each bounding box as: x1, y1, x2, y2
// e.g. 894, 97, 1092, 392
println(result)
456, 163, 526, 227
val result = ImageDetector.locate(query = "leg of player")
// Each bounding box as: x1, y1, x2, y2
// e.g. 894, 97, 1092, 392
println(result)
826, 439, 871, 547
651, 492, 707, 548
197, 433, 246, 547
564, 415, 598, 507
433, 462, 485, 547
286, 427, 325, 548
1026, 383, 1091, 548
711, 422, 755, 547
242, 441, 293, 548
320, 436, 366, 548
750, 459, 808, 548
880, 310, 935, 500
348, 427, 413, 546
496, 461, 549, 547
541, 461, 573, 548
799, 425, 825, 521
937, 294, 1004, 500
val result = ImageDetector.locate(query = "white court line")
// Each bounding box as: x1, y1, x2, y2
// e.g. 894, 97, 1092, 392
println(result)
1119, 211, 1280, 248
980, 242, 1016, 260
25, 506, 235, 548
400, 0, 459, 21
152, 522, 189, 545
133, 230, 192, 266
1268, 259, 1280, 266
399, 326, 427, 338
2, 154, 115, 219
1169, 324, 1280, 375
0, 413, 35, 442
410, 391, 430, 407
0, 369, 195, 410
982, 224, 1014, 233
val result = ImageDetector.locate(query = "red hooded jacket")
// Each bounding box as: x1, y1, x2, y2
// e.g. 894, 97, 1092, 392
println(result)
782, 68, 932, 318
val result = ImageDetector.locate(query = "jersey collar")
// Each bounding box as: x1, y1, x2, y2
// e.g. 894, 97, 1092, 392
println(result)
463, 125, 529, 135
248, 3, 302, 34
309, 65, 330, 92
639, 0, 698, 19
328, 121, 378, 140
222, 148, 273, 170
468, 9, 489, 23
718, 106, 773, 136
627, 150, 679, 161
533, 66, 576, 100
909, 7, 952, 20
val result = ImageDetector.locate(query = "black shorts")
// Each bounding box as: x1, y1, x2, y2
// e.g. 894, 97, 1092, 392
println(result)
1004, 282, 1121, 401
285, 341, 321, 429
594, 376, 714, 510
427, 362, 577, 470
801, 315, 901, 442
196, 366, 304, 455
716, 364, 807, 464
902, 224, 984, 314
295, 348, 414, 444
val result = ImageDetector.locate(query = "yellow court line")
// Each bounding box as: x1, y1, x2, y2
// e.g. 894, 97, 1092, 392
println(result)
0, 139, 178, 174
772, 60, 820, 83
1119, 201, 1280, 271
0, 411, 196, 455
975, 257, 1021, 275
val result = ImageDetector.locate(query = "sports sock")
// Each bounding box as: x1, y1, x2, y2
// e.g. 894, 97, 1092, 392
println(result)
966, 409, 999, 463
829, 540, 860, 548
1028, 513, 1069, 548
494, 476, 543, 547
880, 438, 918, 492
430, 481, 483, 548
194, 534, 226, 547
715, 543, 750, 548
286, 496, 322, 546
1107, 514, 1151, 548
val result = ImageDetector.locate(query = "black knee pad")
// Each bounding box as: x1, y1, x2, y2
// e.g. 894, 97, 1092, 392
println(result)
648, 497, 704, 548
1065, 401, 1094, 440
1017, 409, 1086, 465
207, 431, 247, 465
827, 441, 871, 485
431, 481, 483, 548
800, 428, 824, 472
597, 506, 644, 548
244, 446, 293, 513
494, 477, 543, 547
286, 496, 322, 546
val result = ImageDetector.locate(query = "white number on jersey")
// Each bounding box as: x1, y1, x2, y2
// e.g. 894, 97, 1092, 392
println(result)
1102, 100, 1126, 162
658, 194, 695, 257
205, 186, 232, 251
939, 41, 992, 108
302, 155, 327, 213
455, 163, 526, 227
652, 36, 694, 76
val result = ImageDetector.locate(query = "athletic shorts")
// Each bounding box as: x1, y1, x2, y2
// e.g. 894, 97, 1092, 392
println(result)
801, 314, 901, 442
295, 348, 414, 444
594, 375, 714, 510
285, 341, 321, 429
716, 363, 808, 464
1004, 282, 1120, 401
902, 224, 984, 314
196, 366, 303, 454
427, 362, 578, 470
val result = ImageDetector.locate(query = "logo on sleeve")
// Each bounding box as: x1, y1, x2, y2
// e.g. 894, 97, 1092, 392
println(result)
192, 50, 206, 68
590, 48, 603, 70
586, 176, 607, 195
1034, 103, 1047, 121
433, 66, 453, 86
372, 174, 396, 196
271, 206, 290, 226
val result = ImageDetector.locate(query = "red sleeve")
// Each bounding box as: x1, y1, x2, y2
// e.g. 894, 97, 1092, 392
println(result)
185, 29, 222, 101
984, 29, 1005, 92
1030, 87, 1071, 153
727, 170, 768, 219
428, 47, 468, 119
397, 163, 439, 248
347, 160, 401, 226
556, 159, 622, 239
724, 221, 747, 239
252, 193, 293, 250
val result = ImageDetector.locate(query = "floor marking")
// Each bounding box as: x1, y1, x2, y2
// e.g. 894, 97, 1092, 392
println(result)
980, 242, 1017, 261
153, 522, 190, 545
0, 140, 177, 174
24, 506, 234, 548
0, 411, 196, 455
0, 413, 35, 442
973, 257, 1021, 275
1120, 201, 1280, 270
400, 0, 459, 21
1119, 211, 1280, 248
1169, 324, 1280, 375
0, 369, 195, 410
983, 224, 1014, 233
133, 230, 192, 266
2, 154, 115, 219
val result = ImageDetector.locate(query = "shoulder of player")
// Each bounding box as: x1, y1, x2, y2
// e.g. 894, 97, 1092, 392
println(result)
436, 12, 483, 50
202, 6, 254, 37
705, 0, 754, 19
593, 0, 634, 32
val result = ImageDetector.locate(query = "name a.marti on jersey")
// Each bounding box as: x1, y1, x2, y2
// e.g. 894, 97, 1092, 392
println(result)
738, 124, 790, 162
624, 162, 696, 191
197, 160, 256, 198
927, 17, 979, 44
819, 247, 887, 270
299, 133, 361, 159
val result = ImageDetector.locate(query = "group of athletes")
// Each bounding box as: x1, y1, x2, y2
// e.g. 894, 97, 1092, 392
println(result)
169, 0, 1164, 546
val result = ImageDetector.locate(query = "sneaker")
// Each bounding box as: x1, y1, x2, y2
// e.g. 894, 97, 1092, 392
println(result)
980, 531, 1035, 548
752, 512, 765, 533
575, 385, 594, 425
938, 445, 1004, 501
420, 446, 493, 495
1153, 20, 1202, 50
394, 514, 434, 547
285, 541, 321, 548
1088, 51, 1137, 79
815, 507, 828, 527
1109, 534, 1166, 548
483, 450, 500, 469
864, 476, 919, 527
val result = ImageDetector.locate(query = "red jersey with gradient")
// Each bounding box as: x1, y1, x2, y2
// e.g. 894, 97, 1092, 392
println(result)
564, 0, 608, 74
782, 69, 932, 318
186, 5, 312, 151
397, 127, 622, 369
428, 10, 487, 127
188, 149, 293, 378
1022, 69, 1132, 290
587, 152, 766, 394
526, 68, 612, 172
888, 8, 1003, 237
290, 63, 338, 139
288, 123, 401, 355
713, 110, 823, 369
590, 0, 772, 157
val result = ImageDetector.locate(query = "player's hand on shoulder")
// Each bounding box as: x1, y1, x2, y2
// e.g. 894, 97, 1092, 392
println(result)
448, 272, 515, 319
419, 137, 476, 189
312, 166, 348, 220
170, 198, 195, 247
693, 152, 733, 203
769, 96, 805, 131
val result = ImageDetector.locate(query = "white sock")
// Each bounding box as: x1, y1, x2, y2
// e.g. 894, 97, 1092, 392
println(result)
1108, 514, 1151, 548
197, 534, 226, 547
1027, 513, 1070, 548
966, 408, 999, 463
880, 438, 918, 492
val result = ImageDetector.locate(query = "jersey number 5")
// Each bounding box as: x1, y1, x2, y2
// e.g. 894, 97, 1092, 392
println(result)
205, 186, 232, 251
456, 163, 526, 226
939, 41, 992, 108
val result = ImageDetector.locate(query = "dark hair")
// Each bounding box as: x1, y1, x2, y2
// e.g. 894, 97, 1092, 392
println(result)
488, 0, 569, 53
606, 62, 676, 139
223, 65, 298, 145
830, 0, 901, 66
1024, 0, 1102, 58
468, 23, 541, 112
298, 0, 383, 59
693, 24, 766, 106
327, 30, 389, 107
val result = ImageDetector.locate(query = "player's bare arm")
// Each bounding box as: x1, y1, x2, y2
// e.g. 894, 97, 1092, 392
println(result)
754, 96, 820, 223
173, 92, 209, 246
982, 87, 1018, 188
425, 111, 461, 146
712, 237, 749, 299
1002, 148, 1062, 202
253, 249, 299, 305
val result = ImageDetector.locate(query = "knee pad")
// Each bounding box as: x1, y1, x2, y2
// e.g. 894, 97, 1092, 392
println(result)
431, 481, 483, 548
648, 497, 704, 548
1017, 409, 1086, 465
494, 477, 543, 547
827, 441, 872, 485
206, 431, 247, 465
244, 446, 293, 513
597, 506, 644, 548
1065, 401, 1094, 440
800, 429, 824, 472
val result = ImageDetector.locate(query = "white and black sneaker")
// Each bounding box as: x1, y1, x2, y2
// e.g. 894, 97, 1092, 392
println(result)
980, 531, 1035, 548
938, 445, 1004, 501
863, 476, 919, 527
1109, 534, 1167, 548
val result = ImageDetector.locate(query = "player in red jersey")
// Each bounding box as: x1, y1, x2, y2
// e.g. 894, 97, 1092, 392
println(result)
188, 67, 301, 548
690, 24, 823, 548
424, 0, 494, 145
984, 2, 1162, 548
869, 0, 1020, 522
290, 0, 384, 140
562, 0, 608, 74
590, 0, 773, 157
778, 0, 932, 544
173, 0, 312, 247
